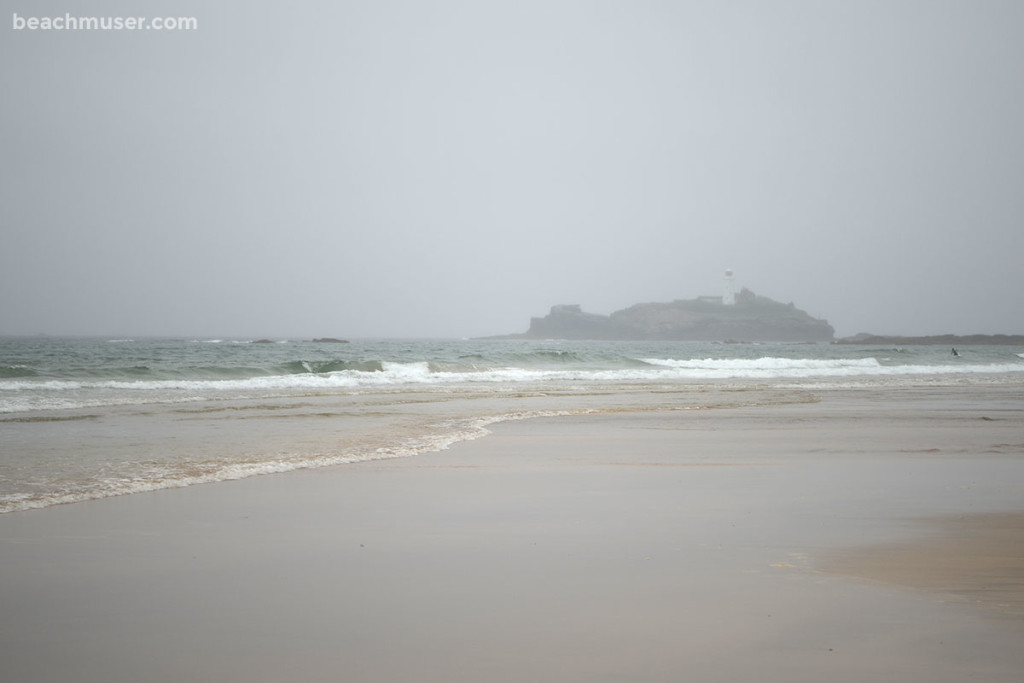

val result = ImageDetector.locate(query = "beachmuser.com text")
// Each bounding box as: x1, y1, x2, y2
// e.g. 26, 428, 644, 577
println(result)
11, 13, 198, 31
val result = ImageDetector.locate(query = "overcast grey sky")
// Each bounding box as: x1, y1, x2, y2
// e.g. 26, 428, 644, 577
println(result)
2, 0, 1022, 338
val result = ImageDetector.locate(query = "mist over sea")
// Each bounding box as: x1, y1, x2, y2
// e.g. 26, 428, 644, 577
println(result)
2, 336, 1023, 513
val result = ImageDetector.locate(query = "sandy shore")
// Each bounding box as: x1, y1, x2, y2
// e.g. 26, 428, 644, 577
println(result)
825, 511, 1024, 622
1, 385, 1022, 682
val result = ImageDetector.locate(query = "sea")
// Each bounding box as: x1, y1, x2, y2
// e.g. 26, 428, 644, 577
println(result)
2, 335, 1023, 513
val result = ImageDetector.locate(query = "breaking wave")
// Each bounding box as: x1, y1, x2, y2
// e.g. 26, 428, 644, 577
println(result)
640, 356, 1024, 379
0, 365, 38, 379
3, 355, 1023, 413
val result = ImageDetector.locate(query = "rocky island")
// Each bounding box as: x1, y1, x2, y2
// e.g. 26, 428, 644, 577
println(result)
507, 288, 835, 342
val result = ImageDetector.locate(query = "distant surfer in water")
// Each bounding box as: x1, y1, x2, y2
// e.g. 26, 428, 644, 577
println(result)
951, 347, 959, 357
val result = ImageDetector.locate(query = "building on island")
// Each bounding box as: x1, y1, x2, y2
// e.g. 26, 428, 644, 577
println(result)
723, 269, 736, 306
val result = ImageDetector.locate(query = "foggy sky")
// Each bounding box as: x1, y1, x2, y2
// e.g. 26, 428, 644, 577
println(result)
2, 0, 1022, 338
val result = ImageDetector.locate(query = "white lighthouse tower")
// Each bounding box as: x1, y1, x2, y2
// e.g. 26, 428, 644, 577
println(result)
723, 269, 736, 306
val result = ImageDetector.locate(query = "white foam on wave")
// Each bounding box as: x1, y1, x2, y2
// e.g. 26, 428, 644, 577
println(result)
0, 407, 593, 513
640, 356, 1024, 379
3, 357, 1024, 414
644, 357, 882, 370
641, 356, 883, 378
381, 360, 433, 380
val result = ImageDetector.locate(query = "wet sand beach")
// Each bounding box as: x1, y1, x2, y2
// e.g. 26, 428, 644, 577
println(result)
1, 385, 1022, 682
824, 511, 1024, 622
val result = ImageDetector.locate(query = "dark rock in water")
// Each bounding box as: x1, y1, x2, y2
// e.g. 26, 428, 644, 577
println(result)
509, 289, 834, 342
312, 337, 349, 344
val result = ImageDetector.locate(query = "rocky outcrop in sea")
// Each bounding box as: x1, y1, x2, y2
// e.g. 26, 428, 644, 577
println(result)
511, 289, 834, 342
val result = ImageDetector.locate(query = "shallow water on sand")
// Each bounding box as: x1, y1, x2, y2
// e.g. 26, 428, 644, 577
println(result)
2, 336, 1022, 512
